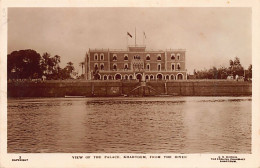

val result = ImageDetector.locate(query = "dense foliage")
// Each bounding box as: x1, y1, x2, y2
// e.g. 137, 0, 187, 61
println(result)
8, 49, 75, 80
193, 57, 252, 80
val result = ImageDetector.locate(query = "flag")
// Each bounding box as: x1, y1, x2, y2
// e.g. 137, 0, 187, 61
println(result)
143, 32, 146, 39
127, 32, 132, 38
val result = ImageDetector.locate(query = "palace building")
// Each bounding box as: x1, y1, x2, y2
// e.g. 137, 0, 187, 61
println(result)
84, 45, 187, 81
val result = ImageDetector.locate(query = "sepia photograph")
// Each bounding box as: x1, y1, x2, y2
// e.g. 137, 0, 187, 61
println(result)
1, 1, 260, 168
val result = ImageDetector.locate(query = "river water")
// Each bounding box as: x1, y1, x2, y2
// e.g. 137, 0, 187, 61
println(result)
7, 97, 251, 153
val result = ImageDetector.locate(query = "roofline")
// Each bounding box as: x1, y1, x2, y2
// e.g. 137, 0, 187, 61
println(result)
89, 48, 186, 52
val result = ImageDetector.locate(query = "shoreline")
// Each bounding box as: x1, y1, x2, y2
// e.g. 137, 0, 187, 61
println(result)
7, 80, 252, 97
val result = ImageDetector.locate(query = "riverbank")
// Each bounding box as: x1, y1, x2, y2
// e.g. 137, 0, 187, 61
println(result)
7, 80, 251, 97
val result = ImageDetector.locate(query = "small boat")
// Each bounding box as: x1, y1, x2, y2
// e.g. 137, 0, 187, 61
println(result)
64, 95, 86, 98
154, 94, 173, 97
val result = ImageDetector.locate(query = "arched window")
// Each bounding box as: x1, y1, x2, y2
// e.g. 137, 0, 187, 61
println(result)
177, 73, 183, 80
129, 75, 133, 80
108, 75, 113, 80
115, 74, 122, 80
97, 74, 101, 80
146, 63, 150, 70
100, 63, 104, 70
165, 75, 169, 80
177, 53, 180, 60
170, 75, 175, 80
177, 63, 181, 70
146, 54, 150, 61
113, 64, 117, 70
157, 54, 161, 61
113, 54, 117, 61
156, 74, 163, 80
124, 75, 128, 80
145, 75, 149, 80
94, 53, 98, 60
94, 63, 98, 70
103, 75, 107, 80
158, 63, 161, 71
171, 63, 175, 71
100, 53, 104, 60
171, 54, 175, 60
136, 73, 142, 81
124, 54, 128, 61
150, 75, 154, 80
124, 63, 128, 70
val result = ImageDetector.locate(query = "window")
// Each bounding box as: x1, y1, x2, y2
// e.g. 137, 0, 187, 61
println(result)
134, 55, 140, 60
100, 63, 104, 70
97, 74, 101, 80
146, 54, 150, 61
177, 53, 180, 60
113, 64, 117, 70
157, 74, 163, 80
100, 53, 104, 60
150, 75, 154, 80
124, 54, 128, 61
94, 53, 98, 60
171, 63, 175, 71
177, 63, 181, 70
94, 63, 98, 70
158, 64, 161, 71
103, 75, 107, 80
124, 63, 128, 70
171, 75, 175, 80
146, 63, 150, 70
171, 54, 175, 60
177, 73, 183, 80
115, 74, 122, 80
157, 54, 161, 61
113, 54, 117, 61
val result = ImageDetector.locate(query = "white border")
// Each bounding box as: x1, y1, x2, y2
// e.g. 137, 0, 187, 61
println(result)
1, 0, 260, 168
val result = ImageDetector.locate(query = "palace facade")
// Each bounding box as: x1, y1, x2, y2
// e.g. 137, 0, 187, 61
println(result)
84, 45, 187, 81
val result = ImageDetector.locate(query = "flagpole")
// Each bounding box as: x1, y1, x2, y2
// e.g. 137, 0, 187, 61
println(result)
144, 33, 146, 46
126, 33, 128, 49
135, 27, 136, 47
143, 32, 144, 45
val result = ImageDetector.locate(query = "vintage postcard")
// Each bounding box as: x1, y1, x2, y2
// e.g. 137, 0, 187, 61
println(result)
0, 0, 260, 168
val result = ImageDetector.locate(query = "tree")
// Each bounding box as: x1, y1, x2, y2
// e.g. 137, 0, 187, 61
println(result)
65, 62, 74, 73
217, 66, 229, 79
7, 49, 42, 79
193, 57, 246, 80
59, 62, 75, 79
229, 57, 244, 77
193, 69, 197, 79
246, 64, 252, 79
40, 53, 61, 79
93, 65, 100, 80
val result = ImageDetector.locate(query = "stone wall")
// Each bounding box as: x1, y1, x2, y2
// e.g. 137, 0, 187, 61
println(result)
7, 80, 252, 97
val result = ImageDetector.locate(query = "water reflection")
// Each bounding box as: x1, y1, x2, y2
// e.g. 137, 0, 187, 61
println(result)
8, 97, 251, 153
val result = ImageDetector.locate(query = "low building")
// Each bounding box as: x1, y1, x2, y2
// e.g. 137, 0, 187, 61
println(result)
84, 45, 187, 81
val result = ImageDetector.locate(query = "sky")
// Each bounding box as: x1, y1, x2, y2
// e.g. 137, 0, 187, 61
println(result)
8, 7, 251, 74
